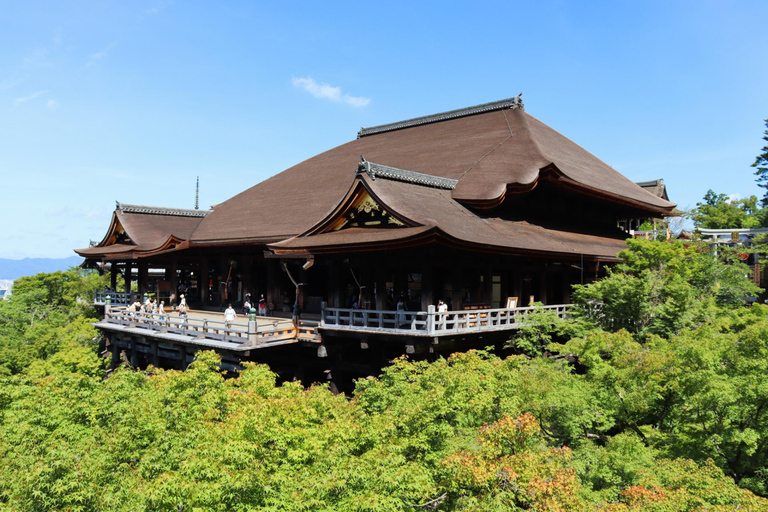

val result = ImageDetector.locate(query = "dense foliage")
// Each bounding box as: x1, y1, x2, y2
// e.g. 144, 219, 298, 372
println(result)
0, 252, 767, 510
0, 269, 108, 375
690, 190, 768, 229
754, 119, 768, 206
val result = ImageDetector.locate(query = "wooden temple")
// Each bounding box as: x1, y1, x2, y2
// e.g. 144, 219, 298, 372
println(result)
77, 95, 675, 387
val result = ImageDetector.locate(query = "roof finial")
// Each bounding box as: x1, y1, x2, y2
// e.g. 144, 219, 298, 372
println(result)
195, 176, 199, 210
357, 155, 370, 177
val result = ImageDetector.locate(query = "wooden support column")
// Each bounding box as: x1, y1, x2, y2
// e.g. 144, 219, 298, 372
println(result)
152, 340, 159, 367
110, 337, 119, 369
375, 265, 387, 310
124, 261, 133, 297
512, 264, 521, 300
129, 338, 137, 367
242, 254, 252, 299
422, 250, 434, 309
169, 258, 178, 300
200, 255, 209, 306
329, 261, 340, 308
138, 262, 148, 296
179, 345, 188, 370
538, 269, 547, 305
266, 259, 280, 313
482, 265, 492, 305
110, 263, 117, 290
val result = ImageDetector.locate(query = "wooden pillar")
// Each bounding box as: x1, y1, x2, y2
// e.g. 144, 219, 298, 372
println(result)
152, 340, 159, 367
242, 254, 252, 300
138, 262, 148, 296
266, 259, 280, 313
328, 261, 339, 308
110, 263, 117, 290
124, 261, 133, 296
200, 255, 209, 306
375, 265, 387, 310
129, 338, 137, 367
169, 258, 178, 299
538, 269, 547, 305
422, 249, 434, 309
179, 345, 188, 370
110, 337, 119, 369
481, 264, 492, 304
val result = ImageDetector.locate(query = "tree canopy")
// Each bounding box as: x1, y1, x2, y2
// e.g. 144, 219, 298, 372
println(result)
690, 189, 768, 229
0, 258, 767, 510
753, 119, 768, 206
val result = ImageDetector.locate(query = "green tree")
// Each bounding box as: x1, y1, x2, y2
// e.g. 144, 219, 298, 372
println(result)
571, 238, 761, 339
690, 189, 767, 229
753, 119, 768, 206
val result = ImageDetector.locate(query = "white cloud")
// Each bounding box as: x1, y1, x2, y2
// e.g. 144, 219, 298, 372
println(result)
143, 0, 173, 15
0, 78, 22, 90
14, 90, 47, 104
86, 43, 116, 67
727, 193, 741, 203
23, 47, 50, 68
292, 76, 370, 107
46, 99, 59, 109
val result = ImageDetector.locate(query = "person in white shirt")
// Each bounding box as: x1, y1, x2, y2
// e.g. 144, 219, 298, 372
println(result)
224, 304, 237, 328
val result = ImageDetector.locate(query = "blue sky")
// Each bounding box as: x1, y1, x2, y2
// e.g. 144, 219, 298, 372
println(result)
1, 1, 767, 259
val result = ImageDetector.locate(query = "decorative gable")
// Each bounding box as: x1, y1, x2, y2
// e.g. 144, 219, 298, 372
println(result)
106, 219, 134, 246
328, 189, 406, 232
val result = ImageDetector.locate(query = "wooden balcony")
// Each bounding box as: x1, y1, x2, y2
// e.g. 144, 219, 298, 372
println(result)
319, 303, 573, 338
95, 306, 319, 355
92, 291, 571, 359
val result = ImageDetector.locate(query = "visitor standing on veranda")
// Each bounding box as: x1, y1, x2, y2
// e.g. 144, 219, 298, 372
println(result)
224, 304, 237, 327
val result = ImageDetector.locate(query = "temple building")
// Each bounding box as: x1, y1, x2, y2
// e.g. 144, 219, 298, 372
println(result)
78, 95, 674, 313
77, 95, 674, 384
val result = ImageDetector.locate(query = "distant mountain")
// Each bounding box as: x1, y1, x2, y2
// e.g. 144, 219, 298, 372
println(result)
0, 256, 84, 281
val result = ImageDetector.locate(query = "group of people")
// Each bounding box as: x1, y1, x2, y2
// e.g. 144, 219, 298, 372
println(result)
124, 294, 189, 323
242, 293, 268, 316
225, 293, 270, 328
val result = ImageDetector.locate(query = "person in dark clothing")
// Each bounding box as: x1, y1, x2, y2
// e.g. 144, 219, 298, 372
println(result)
292, 297, 302, 331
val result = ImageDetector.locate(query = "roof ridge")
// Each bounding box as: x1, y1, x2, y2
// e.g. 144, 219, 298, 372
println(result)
356, 159, 458, 190
117, 202, 211, 218
635, 179, 663, 187
358, 94, 524, 138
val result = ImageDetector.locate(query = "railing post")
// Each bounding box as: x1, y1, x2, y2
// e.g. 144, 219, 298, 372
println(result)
248, 308, 261, 346
427, 305, 436, 335
105, 295, 111, 320
320, 301, 326, 327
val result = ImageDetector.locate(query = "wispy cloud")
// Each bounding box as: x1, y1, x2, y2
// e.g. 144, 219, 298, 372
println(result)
46, 99, 59, 109
14, 90, 47, 104
45, 206, 107, 219
292, 76, 370, 108
86, 42, 116, 67
23, 47, 50, 68
0, 77, 22, 90
144, 0, 173, 15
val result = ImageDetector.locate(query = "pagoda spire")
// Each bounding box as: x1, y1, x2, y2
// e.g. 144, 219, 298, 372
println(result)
195, 176, 199, 210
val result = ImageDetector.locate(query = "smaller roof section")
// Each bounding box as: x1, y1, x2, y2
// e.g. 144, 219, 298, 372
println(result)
75, 202, 211, 260
635, 179, 669, 201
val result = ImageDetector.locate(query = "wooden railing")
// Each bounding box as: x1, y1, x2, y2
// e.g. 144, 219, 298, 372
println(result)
95, 291, 132, 306
321, 303, 572, 336
103, 308, 302, 346
320, 305, 429, 332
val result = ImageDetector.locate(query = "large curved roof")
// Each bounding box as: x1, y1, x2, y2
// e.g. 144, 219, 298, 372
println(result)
270, 170, 629, 261
76, 203, 207, 259
190, 97, 674, 245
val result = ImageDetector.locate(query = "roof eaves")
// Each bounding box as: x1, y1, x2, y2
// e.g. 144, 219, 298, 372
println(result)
357, 94, 524, 138
117, 202, 211, 218
357, 159, 458, 190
